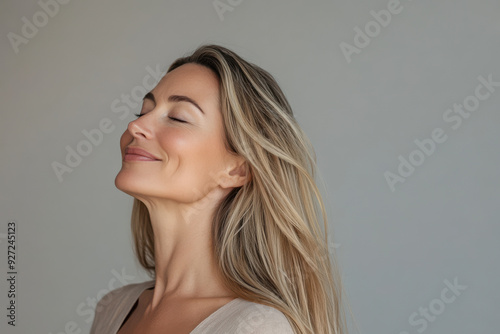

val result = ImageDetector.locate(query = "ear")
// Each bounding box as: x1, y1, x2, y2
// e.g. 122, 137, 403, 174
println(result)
219, 156, 251, 189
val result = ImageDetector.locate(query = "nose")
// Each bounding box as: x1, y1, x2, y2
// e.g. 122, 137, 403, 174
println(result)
127, 115, 153, 139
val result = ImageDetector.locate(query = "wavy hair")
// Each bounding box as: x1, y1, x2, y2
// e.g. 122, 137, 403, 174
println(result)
130, 44, 350, 334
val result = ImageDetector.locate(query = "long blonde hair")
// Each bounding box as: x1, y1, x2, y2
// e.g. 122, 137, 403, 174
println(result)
130, 44, 349, 334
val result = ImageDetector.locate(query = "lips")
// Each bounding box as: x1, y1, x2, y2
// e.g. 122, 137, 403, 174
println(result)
124, 147, 161, 161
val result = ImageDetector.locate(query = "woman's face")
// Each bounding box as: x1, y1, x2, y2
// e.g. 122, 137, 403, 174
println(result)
115, 63, 235, 203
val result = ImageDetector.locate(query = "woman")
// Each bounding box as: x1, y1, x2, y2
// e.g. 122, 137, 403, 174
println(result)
90, 44, 349, 334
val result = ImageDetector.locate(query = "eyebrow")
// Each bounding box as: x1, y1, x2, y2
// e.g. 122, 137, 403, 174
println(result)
143, 92, 205, 114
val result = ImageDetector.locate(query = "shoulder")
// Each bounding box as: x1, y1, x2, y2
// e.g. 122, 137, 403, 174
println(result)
95, 279, 154, 313
194, 298, 294, 334
89, 280, 154, 334
234, 300, 295, 334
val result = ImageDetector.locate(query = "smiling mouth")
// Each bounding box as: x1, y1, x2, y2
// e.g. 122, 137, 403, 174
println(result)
123, 154, 161, 162
124, 147, 161, 161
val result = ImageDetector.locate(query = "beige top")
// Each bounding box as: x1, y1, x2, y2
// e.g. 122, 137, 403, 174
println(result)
89, 280, 294, 334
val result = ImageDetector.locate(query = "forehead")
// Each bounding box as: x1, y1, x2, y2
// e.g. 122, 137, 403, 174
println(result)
153, 63, 220, 109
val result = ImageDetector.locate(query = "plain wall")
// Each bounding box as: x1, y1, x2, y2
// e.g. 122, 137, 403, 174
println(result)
0, 0, 498, 333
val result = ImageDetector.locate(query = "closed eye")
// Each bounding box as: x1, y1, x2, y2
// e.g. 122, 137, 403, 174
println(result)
169, 117, 187, 123
133, 113, 188, 123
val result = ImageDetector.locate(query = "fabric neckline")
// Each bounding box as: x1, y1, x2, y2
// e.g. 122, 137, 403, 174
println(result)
115, 280, 242, 334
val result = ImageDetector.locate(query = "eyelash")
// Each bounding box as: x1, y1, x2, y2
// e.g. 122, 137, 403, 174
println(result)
133, 113, 187, 123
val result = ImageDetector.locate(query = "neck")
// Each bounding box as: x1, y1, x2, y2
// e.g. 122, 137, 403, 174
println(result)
140, 187, 235, 310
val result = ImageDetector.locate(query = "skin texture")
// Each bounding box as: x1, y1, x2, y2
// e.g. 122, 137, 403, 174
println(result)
114, 63, 249, 333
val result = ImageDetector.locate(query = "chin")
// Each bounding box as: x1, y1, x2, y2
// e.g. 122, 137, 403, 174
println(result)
115, 171, 163, 204
114, 170, 143, 196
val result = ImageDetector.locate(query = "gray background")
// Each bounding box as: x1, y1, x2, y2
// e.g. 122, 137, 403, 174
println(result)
0, 0, 498, 333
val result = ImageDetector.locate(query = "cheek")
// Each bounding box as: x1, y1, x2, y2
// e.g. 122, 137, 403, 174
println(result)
160, 130, 226, 173
158, 130, 193, 157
